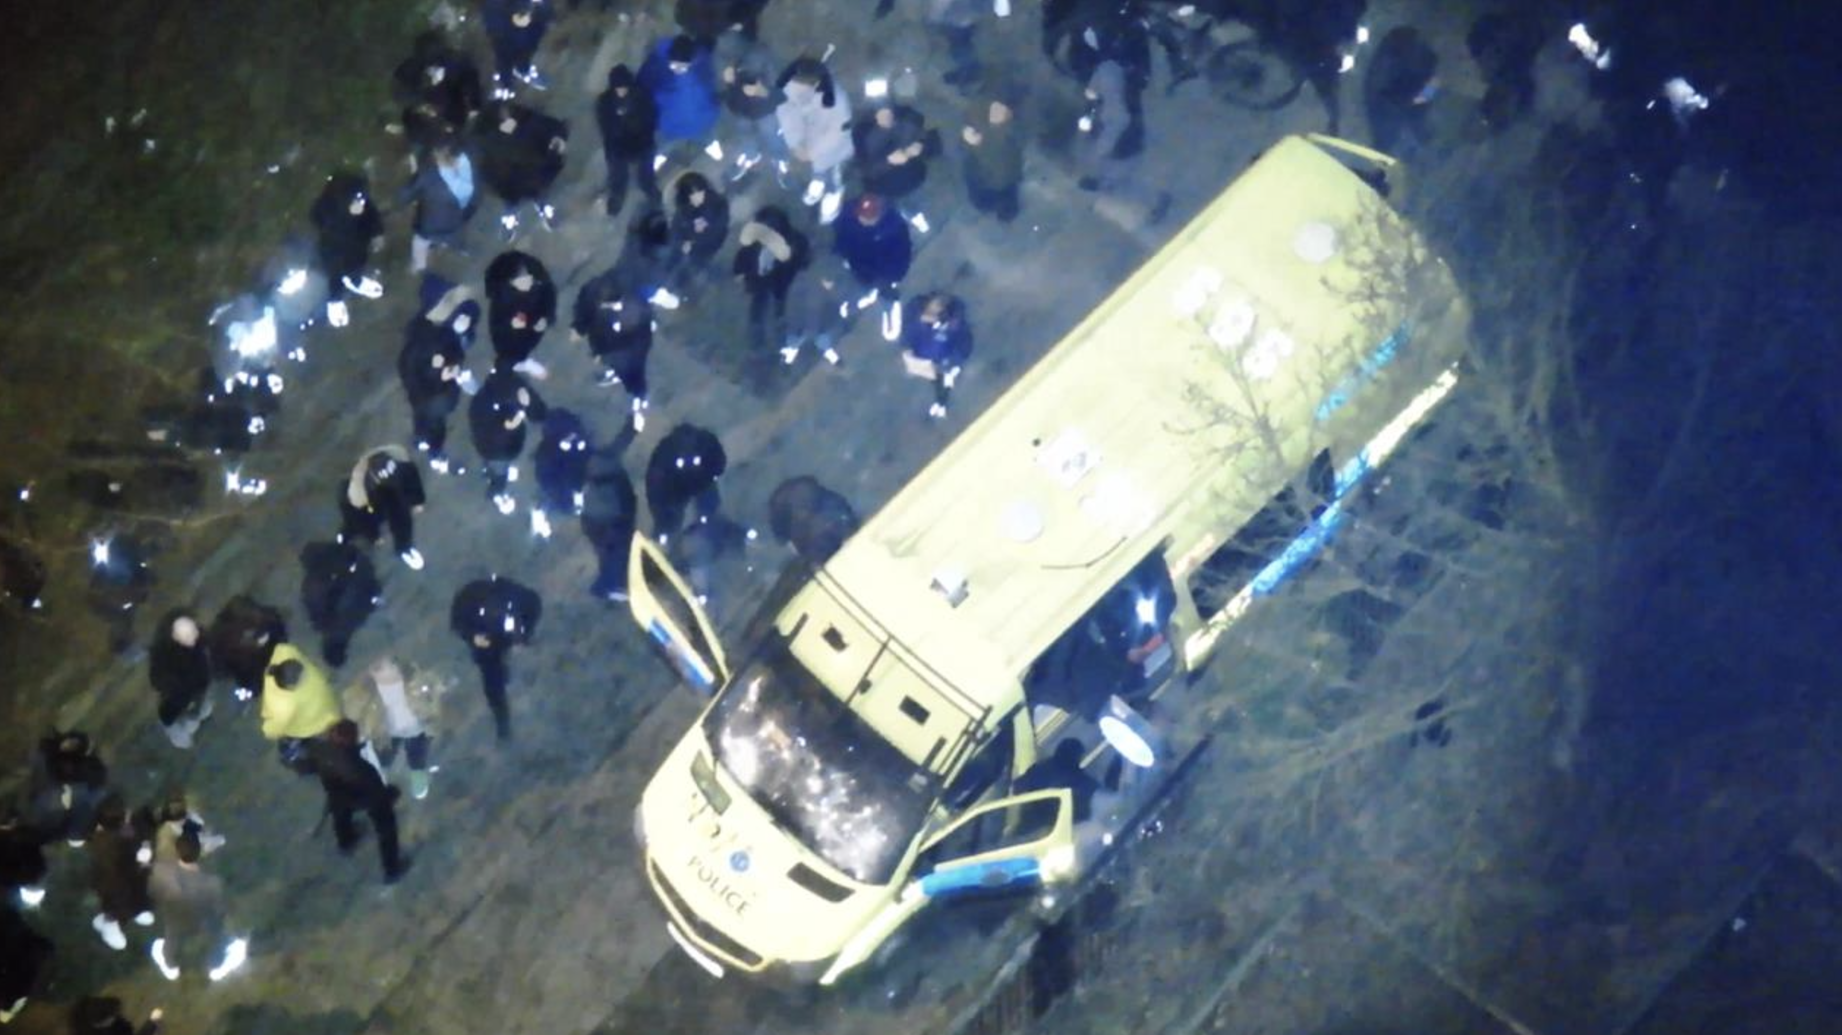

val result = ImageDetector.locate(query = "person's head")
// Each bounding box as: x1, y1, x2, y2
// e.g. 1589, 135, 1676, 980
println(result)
606, 63, 634, 96
170, 613, 200, 647
922, 293, 952, 324
874, 105, 896, 129
95, 794, 128, 832
328, 718, 360, 747
675, 171, 712, 207
988, 99, 1012, 125
1053, 738, 1086, 768
269, 658, 304, 690
666, 34, 697, 72
158, 792, 189, 825
779, 57, 836, 106
853, 193, 886, 225
432, 141, 460, 168
175, 829, 203, 867
510, 264, 536, 293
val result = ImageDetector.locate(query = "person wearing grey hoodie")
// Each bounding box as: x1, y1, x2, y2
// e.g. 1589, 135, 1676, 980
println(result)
774, 57, 853, 199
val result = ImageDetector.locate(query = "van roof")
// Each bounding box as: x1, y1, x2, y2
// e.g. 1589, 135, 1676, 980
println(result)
788, 137, 1447, 769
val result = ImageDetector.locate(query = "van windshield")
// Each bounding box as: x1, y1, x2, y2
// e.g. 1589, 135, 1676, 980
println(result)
703, 637, 935, 885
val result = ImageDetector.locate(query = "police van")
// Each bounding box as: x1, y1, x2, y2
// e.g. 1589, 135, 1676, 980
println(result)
627, 134, 1470, 985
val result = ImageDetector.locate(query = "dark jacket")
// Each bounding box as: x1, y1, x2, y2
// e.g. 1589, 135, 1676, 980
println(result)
450, 577, 542, 649
400, 150, 480, 239
0, 821, 48, 891
481, 0, 554, 58
469, 369, 547, 461
597, 65, 658, 159
903, 294, 973, 368
670, 184, 731, 263
645, 424, 727, 521
716, 35, 784, 120
638, 36, 720, 143
832, 202, 913, 288
392, 33, 483, 139
309, 173, 384, 283
852, 105, 936, 198
474, 103, 568, 204
298, 541, 380, 641
484, 251, 556, 367
572, 267, 654, 362
148, 611, 211, 709
208, 597, 287, 694
962, 93, 1025, 194
581, 452, 639, 551
767, 475, 858, 564
534, 409, 592, 515
731, 207, 810, 298
87, 819, 151, 922
399, 318, 465, 410
674, 0, 736, 41
305, 734, 392, 810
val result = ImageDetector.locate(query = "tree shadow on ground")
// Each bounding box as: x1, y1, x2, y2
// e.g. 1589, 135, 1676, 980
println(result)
212, 1003, 364, 1035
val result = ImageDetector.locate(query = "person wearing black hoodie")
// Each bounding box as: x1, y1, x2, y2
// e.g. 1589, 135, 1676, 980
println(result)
309, 172, 385, 328
731, 205, 810, 352
147, 611, 214, 750
398, 277, 478, 471
595, 64, 660, 218
852, 100, 938, 200
450, 576, 542, 741
571, 266, 655, 429
482, 0, 555, 92
207, 596, 286, 702
484, 251, 556, 378
336, 445, 428, 569
473, 100, 568, 241
298, 540, 380, 668
645, 423, 727, 540
666, 171, 730, 298
468, 367, 548, 514
531, 408, 593, 540
392, 30, 484, 151
580, 451, 639, 602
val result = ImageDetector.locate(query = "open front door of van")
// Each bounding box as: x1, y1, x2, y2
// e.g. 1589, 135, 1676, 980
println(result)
627, 534, 730, 695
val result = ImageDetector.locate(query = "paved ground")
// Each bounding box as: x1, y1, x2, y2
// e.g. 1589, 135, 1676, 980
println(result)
6, 2, 1840, 1035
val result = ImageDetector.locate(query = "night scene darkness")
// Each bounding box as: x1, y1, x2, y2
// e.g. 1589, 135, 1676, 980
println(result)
0, 1, 1838, 1033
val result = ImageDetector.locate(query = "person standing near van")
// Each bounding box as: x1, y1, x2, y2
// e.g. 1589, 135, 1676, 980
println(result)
449, 576, 542, 742
645, 423, 728, 541
901, 292, 974, 419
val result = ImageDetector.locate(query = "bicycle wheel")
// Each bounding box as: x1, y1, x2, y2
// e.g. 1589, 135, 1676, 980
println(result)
1205, 38, 1304, 111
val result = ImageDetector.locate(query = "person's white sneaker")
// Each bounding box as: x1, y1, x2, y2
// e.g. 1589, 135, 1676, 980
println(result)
649, 287, 681, 310
1, 995, 27, 1023
780, 344, 800, 364
17, 885, 45, 909
400, 548, 425, 570
326, 299, 350, 328
822, 346, 842, 365
530, 508, 553, 539
928, 402, 948, 419
493, 494, 516, 516
511, 358, 549, 380
802, 179, 825, 206
163, 720, 194, 750
209, 937, 249, 982
457, 369, 480, 395
133, 910, 155, 928
93, 914, 127, 951
151, 938, 181, 981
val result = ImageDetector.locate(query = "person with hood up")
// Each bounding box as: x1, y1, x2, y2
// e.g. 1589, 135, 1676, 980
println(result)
852, 100, 938, 200
306, 720, 410, 883
645, 423, 728, 540
1363, 26, 1438, 155
258, 645, 342, 743
531, 408, 593, 540
0, 800, 50, 911
716, 31, 786, 176
638, 35, 721, 150
481, 0, 554, 93
832, 192, 913, 340
342, 656, 452, 801
774, 57, 853, 211
449, 576, 542, 741
473, 100, 568, 241
595, 65, 660, 218
901, 291, 974, 418
147, 829, 244, 982
392, 30, 483, 152
731, 205, 810, 353
571, 266, 655, 429
298, 540, 380, 668
399, 277, 478, 472
400, 139, 480, 274
142, 791, 226, 870
309, 172, 386, 329
84, 795, 152, 952
208, 596, 286, 702
27, 731, 108, 847
767, 475, 858, 564
469, 367, 548, 515
666, 171, 730, 297
484, 251, 556, 378
147, 611, 214, 750
336, 446, 427, 569
580, 451, 639, 602
959, 79, 1026, 221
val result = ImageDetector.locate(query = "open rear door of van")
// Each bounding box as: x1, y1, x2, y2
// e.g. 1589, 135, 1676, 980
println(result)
628, 533, 731, 695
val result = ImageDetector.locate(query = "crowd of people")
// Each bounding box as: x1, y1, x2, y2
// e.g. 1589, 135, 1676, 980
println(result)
0, 0, 1591, 1026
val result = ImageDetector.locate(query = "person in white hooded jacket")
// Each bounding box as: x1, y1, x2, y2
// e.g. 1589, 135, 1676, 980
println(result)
774, 57, 853, 204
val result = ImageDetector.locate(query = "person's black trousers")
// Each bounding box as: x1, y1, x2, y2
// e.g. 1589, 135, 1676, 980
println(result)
471, 643, 513, 740
330, 786, 401, 877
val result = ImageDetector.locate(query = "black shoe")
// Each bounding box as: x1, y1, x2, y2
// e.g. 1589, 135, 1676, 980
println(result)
385, 857, 413, 885
337, 832, 364, 856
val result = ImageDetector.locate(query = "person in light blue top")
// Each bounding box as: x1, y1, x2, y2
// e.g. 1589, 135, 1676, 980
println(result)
401, 140, 479, 272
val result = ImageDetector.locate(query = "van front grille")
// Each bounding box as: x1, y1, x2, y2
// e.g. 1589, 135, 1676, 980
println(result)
650, 861, 766, 970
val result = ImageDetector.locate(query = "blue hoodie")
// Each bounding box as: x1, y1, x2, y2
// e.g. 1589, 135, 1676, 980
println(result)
638, 37, 719, 143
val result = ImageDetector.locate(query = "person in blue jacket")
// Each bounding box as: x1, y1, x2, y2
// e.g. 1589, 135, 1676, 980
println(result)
832, 192, 912, 342
901, 292, 973, 418
638, 35, 720, 148
482, 0, 554, 92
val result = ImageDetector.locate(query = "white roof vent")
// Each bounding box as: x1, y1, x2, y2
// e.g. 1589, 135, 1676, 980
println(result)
1172, 266, 1223, 317
1293, 221, 1338, 264
930, 568, 970, 608
1036, 429, 1101, 488
1207, 298, 1257, 351
1000, 499, 1045, 543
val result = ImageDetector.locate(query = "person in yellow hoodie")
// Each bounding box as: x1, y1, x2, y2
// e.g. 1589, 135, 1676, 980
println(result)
259, 645, 343, 743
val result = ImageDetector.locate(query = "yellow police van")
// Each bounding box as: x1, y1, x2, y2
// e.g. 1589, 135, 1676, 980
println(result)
627, 134, 1469, 985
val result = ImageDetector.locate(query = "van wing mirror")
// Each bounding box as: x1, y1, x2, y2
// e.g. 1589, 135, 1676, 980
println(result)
916, 788, 1078, 897
627, 533, 731, 694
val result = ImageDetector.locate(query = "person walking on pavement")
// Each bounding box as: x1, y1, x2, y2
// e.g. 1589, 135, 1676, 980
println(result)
901, 292, 974, 418
147, 611, 215, 750
645, 423, 728, 541
832, 193, 913, 340
473, 100, 569, 241
732, 205, 810, 354
450, 576, 542, 741
259, 645, 343, 744
147, 830, 245, 982
307, 720, 410, 884
571, 266, 655, 430
342, 656, 452, 801
595, 65, 660, 218
208, 596, 286, 703
581, 451, 639, 603
484, 251, 556, 379
298, 540, 380, 669
400, 139, 480, 274
399, 279, 476, 473
309, 172, 386, 329
639, 35, 721, 153
532, 408, 593, 540
85, 795, 153, 953
482, 0, 554, 93
469, 367, 548, 515
338, 445, 428, 570
926, 0, 987, 89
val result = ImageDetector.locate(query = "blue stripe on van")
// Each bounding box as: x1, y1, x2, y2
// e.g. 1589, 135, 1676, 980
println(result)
1316, 323, 1410, 423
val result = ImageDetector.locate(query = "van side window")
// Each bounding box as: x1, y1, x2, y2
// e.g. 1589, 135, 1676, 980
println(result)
640, 549, 717, 663
1188, 449, 1334, 618
921, 798, 1061, 869
1024, 552, 1178, 718
942, 718, 1015, 812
